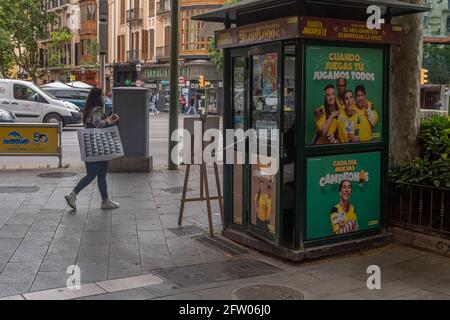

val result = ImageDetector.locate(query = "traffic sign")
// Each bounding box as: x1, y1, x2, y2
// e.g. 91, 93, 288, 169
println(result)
178, 76, 186, 86
136, 80, 144, 87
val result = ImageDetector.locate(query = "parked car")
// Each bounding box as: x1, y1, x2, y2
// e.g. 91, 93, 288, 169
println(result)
0, 107, 16, 122
43, 87, 113, 115
0, 79, 82, 126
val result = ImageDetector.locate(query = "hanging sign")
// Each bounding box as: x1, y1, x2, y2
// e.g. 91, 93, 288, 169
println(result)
299, 16, 402, 45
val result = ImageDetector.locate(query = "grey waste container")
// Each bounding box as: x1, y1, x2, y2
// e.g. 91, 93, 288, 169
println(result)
109, 87, 152, 172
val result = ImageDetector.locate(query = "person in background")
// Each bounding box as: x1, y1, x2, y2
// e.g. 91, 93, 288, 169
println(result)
149, 93, 159, 115
181, 95, 187, 114
64, 88, 120, 211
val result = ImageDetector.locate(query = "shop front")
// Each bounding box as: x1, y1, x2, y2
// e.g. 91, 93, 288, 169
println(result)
194, 0, 428, 260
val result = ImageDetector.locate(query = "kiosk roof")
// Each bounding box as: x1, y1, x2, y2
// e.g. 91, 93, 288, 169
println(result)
193, 0, 429, 23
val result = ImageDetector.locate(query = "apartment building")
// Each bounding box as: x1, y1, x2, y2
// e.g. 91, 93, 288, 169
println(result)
107, 0, 225, 113
38, 0, 99, 86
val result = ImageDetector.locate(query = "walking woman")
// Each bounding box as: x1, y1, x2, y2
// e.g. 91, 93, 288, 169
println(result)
65, 88, 120, 210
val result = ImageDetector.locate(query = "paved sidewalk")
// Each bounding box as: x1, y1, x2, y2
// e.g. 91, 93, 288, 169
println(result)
0, 168, 449, 300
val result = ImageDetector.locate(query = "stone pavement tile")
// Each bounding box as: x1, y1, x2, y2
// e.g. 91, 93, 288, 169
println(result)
132, 193, 154, 201
351, 264, 418, 283
0, 283, 32, 298
323, 291, 367, 300
96, 274, 163, 292
133, 201, 157, 210
135, 209, 159, 219
0, 239, 22, 262
395, 253, 450, 273
140, 245, 173, 271
428, 280, 450, 296
10, 246, 48, 263
144, 281, 183, 297
108, 266, 142, 280
396, 289, 450, 300
138, 230, 167, 246
0, 262, 41, 283
298, 276, 367, 296
77, 287, 156, 300
80, 231, 110, 245
59, 213, 88, 226
349, 280, 421, 300
0, 225, 29, 239
167, 238, 203, 267
137, 218, 163, 231
300, 258, 369, 282
0, 294, 25, 300
39, 257, 77, 272
75, 261, 108, 283
158, 205, 180, 215
160, 214, 181, 228
77, 245, 110, 263
30, 271, 69, 292
7, 213, 39, 226
23, 283, 106, 300
154, 292, 203, 300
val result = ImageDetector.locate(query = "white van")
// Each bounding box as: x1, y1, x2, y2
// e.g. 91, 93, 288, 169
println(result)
0, 79, 82, 126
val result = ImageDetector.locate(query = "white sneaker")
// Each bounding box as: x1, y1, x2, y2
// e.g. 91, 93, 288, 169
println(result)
101, 199, 120, 210
65, 192, 77, 210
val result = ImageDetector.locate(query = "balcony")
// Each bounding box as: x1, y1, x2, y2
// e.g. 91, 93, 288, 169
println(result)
46, 0, 69, 11
79, 20, 97, 37
126, 50, 141, 61
157, 0, 171, 15
126, 8, 143, 23
156, 46, 171, 60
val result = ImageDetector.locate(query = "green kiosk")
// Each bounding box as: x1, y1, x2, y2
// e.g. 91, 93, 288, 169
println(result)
194, 0, 428, 261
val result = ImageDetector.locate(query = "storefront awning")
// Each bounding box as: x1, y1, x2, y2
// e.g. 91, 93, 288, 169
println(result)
193, 0, 429, 24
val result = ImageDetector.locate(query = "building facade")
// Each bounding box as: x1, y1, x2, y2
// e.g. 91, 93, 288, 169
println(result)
108, 0, 225, 113
423, 0, 450, 41
38, 0, 100, 86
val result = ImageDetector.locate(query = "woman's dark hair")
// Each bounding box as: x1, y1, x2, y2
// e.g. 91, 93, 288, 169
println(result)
323, 85, 339, 118
83, 88, 104, 123
339, 180, 352, 191
355, 84, 366, 96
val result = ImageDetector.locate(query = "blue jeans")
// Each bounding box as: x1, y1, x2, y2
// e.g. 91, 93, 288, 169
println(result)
74, 161, 109, 201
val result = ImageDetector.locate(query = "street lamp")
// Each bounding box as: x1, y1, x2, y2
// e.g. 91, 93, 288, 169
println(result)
81, 67, 86, 82
136, 63, 143, 85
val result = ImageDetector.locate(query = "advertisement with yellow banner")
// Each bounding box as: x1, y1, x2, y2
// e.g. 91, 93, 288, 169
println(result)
0, 124, 59, 155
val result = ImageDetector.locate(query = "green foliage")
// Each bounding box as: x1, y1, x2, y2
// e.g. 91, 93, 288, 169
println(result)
81, 39, 99, 68
207, 38, 223, 71
390, 115, 450, 188
47, 29, 73, 68
423, 43, 450, 85
0, 28, 14, 78
0, 0, 56, 82
207, 0, 241, 70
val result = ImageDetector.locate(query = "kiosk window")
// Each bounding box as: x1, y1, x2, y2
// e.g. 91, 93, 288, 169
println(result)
250, 52, 279, 236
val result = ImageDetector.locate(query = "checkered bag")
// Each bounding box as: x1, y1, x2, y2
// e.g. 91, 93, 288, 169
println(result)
78, 125, 124, 162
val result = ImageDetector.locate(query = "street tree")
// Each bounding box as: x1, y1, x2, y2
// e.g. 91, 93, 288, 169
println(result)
390, 0, 425, 166
0, 29, 14, 78
0, 0, 56, 83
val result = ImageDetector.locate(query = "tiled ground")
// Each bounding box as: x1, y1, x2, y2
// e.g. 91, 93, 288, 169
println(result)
0, 167, 227, 298
0, 168, 449, 300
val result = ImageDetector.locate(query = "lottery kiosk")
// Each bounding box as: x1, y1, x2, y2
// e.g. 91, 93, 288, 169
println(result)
194, 0, 428, 260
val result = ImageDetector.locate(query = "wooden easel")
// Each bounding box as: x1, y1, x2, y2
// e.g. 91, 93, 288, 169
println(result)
178, 115, 224, 236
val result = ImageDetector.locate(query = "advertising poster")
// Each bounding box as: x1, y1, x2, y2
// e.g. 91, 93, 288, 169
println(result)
305, 46, 384, 145
306, 152, 381, 240
233, 152, 244, 226
0, 125, 58, 154
250, 158, 277, 235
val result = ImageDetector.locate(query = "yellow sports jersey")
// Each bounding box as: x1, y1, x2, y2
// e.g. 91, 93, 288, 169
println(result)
330, 203, 359, 235
255, 192, 268, 221
327, 108, 370, 143
314, 105, 341, 144
265, 197, 273, 222
336, 96, 345, 109
355, 101, 379, 142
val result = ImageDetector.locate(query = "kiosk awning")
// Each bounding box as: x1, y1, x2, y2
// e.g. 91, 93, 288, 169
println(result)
193, 0, 429, 24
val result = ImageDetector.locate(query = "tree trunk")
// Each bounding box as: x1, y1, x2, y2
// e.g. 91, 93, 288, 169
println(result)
389, 0, 423, 167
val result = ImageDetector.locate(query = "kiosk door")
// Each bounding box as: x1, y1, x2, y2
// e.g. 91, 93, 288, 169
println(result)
249, 47, 281, 238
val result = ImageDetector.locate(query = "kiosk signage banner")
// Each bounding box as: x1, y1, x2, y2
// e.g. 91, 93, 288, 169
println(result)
306, 152, 381, 240
305, 45, 384, 145
215, 17, 299, 49
299, 16, 402, 45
